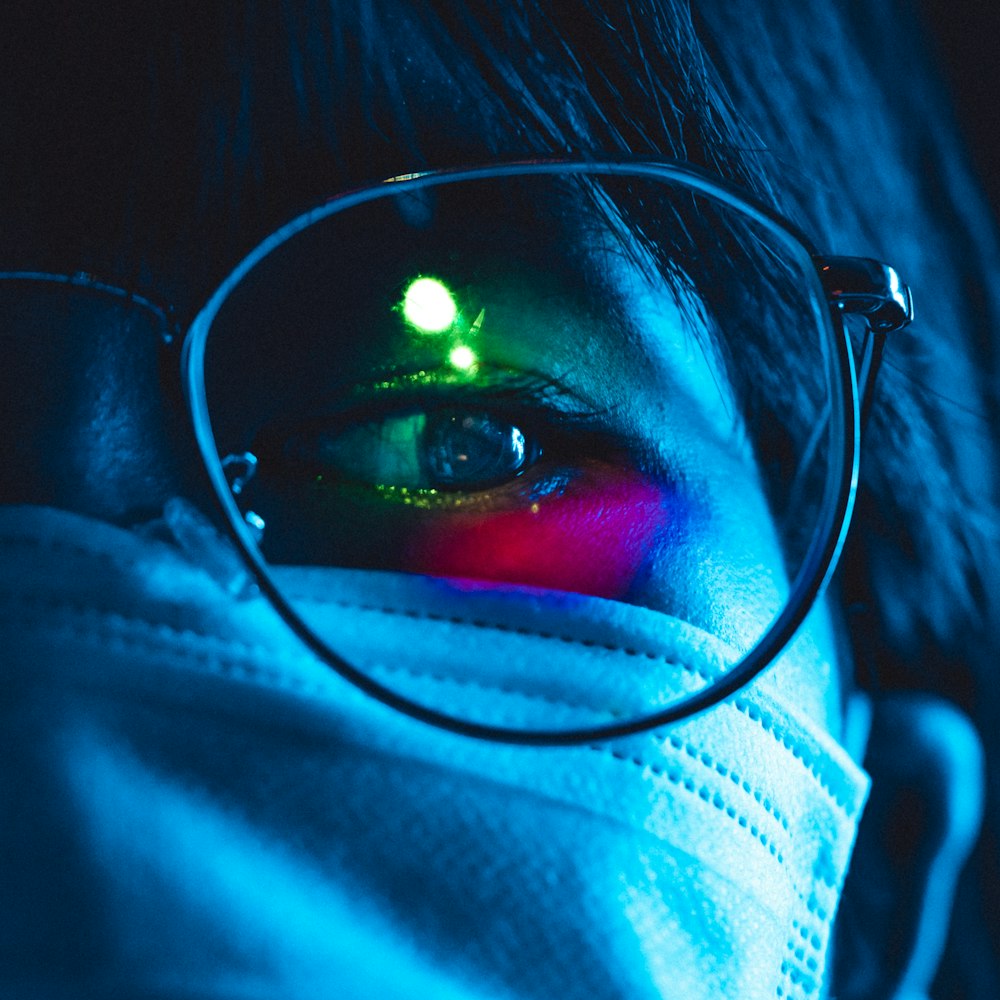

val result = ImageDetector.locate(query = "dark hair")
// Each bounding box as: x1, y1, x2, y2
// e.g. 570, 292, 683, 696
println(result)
3, 1, 998, 993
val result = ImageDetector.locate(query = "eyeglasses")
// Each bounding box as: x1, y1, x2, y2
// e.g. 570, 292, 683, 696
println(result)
2, 160, 913, 744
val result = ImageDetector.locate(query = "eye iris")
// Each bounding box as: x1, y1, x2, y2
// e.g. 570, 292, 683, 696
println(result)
425, 411, 534, 489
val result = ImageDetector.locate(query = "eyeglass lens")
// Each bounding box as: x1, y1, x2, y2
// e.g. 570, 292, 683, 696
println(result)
193, 170, 846, 732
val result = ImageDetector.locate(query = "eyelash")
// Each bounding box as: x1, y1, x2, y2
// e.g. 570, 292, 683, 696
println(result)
348, 368, 604, 425
258, 373, 624, 495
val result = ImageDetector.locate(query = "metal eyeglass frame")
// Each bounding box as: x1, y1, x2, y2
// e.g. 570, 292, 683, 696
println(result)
0, 158, 913, 746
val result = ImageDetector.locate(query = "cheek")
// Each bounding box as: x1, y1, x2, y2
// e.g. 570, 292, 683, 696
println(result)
399, 468, 683, 599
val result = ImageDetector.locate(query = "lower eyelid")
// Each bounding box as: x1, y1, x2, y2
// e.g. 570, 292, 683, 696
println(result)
264, 375, 642, 500
343, 459, 615, 512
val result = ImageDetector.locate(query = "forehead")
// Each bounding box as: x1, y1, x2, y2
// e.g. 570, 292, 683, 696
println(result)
3, 3, 741, 318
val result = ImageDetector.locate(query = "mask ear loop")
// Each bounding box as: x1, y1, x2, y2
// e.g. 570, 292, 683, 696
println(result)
841, 689, 874, 767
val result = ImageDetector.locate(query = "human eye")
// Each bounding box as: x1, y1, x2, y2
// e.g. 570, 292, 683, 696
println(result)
257, 369, 632, 507
284, 402, 542, 495
240, 366, 682, 600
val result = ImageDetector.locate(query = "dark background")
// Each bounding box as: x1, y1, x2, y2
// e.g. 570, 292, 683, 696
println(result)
921, 2, 1000, 215
915, 6, 999, 999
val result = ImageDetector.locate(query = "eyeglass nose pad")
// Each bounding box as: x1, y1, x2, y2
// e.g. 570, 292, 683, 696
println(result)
242, 510, 266, 544
221, 452, 265, 543
221, 452, 258, 496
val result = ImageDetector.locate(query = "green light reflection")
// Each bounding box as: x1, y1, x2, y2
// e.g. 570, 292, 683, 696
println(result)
402, 277, 458, 332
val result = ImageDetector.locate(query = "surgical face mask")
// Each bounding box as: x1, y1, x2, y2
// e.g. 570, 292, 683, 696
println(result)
0, 503, 869, 1000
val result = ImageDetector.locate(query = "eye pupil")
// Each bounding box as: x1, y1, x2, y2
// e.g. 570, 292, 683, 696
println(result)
425, 410, 536, 489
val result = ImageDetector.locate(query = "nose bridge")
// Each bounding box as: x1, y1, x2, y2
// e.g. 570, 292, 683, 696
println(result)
0, 280, 193, 520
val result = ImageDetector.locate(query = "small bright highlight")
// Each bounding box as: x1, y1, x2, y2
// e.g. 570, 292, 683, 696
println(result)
402, 277, 458, 332
449, 345, 477, 370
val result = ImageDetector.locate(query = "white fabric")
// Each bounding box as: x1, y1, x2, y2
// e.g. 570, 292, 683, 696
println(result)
0, 505, 869, 999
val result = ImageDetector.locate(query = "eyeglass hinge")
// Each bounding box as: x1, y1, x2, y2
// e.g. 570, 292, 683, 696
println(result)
813, 255, 914, 333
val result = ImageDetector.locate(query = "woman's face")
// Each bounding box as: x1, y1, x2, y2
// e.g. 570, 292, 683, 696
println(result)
1, 11, 870, 998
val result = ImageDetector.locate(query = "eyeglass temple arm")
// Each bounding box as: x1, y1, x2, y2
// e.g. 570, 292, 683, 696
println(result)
813, 256, 914, 435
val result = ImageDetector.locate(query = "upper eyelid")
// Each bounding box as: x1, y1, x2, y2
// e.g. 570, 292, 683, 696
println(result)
255, 367, 629, 473
328, 368, 609, 425
267, 381, 626, 471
